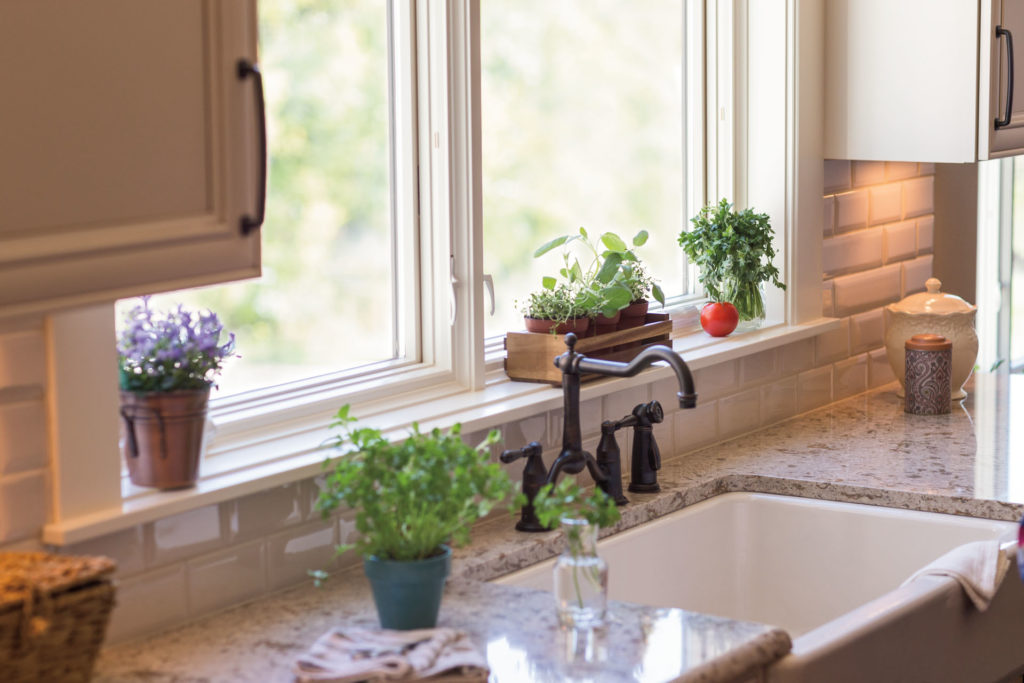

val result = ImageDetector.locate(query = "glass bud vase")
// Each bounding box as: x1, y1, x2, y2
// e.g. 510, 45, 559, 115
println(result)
553, 517, 608, 629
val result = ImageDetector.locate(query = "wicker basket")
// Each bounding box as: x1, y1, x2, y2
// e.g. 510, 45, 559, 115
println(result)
0, 552, 116, 682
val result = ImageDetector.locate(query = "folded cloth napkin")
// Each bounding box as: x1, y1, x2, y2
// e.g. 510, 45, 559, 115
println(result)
901, 540, 1010, 612
293, 627, 489, 683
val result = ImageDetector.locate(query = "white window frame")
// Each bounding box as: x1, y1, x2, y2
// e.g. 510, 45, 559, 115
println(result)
42, 0, 831, 545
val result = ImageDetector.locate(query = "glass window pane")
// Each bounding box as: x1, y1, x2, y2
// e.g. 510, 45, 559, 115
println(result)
117, 0, 395, 397
481, 0, 686, 338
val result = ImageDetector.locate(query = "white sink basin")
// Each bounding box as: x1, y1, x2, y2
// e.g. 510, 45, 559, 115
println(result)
494, 492, 1024, 682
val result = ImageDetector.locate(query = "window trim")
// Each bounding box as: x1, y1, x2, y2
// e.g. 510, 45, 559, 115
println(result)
42, 0, 832, 542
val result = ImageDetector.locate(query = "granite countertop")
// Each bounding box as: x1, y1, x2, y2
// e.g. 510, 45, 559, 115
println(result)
95, 374, 1024, 682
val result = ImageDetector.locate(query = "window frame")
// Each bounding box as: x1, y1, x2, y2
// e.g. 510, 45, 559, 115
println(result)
43, 0, 831, 543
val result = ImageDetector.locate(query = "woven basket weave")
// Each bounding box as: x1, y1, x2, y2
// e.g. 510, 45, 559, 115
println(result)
0, 552, 116, 682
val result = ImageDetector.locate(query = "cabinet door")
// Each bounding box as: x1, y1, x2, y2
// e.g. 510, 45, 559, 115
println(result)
0, 0, 261, 317
984, 0, 1024, 157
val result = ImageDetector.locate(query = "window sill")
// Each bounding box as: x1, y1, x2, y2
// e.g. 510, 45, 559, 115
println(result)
42, 317, 838, 545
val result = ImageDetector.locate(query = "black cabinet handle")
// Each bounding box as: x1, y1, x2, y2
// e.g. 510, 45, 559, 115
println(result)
997, 25, 1015, 129
237, 59, 267, 235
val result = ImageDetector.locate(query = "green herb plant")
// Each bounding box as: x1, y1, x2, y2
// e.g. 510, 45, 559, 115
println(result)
532, 227, 663, 319
678, 199, 786, 321
515, 283, 583, 327
314, 405, 517, 571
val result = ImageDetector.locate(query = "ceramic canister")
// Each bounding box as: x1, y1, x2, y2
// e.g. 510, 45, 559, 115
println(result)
904, 334, 952, 415
884, 278, 978, 400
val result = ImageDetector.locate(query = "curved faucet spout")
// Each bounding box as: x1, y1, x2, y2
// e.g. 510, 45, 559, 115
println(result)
563, 344, 697, 409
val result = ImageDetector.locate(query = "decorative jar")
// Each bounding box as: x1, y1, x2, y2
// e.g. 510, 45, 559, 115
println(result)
883, 278, 978, 400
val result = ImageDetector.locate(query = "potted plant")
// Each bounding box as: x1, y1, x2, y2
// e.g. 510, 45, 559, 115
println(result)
532, 478, 620, 628
678, 199, 786, 334
516, 282, 590, 335
531, 227, 659, 331
116, 298, 236, 489
617, 259, 666, 328
314, 406, 517, 630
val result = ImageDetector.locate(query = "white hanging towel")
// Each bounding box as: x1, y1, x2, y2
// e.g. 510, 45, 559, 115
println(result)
901, 540, 1010, 612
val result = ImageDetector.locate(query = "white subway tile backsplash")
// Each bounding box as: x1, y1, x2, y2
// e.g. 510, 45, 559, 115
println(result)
187, 540, 267, 618
692, 361, 739, 402
63, 526, 146, 578
833, 264, 902, 317
901, 254, 934, 296
266, 521, 337, 591
824, 160, 851, 192
0, 470, 46, 544
604, 386, 648, 425
740, 349, 779, 387
106, 564, 188, 644
146, 505, 225, 568
834, 190, 868, 233
869, 184, 902, 226
502, 415, 548, 451
797, 367, 833, 414
822, 229, 883, 276
0, 400, 47, 476
718, 389, 761, 440
883, 221, 917, 263
673, 402, 718, 454
885, 162, 919, 181
917, 216, 934, 254
822, 281, 835, 317
834, 354, 869, 400
849, 308, 884, 355
903, 177, 934, 218
227, 484, 305, 545
823, 196, 835, 236
868, 347, 897, 388
815, 318, 850, 366
0, 331, 45, 388
651, 377, 684, 417
760, 376, 798, 426
852, 160, 886, 187
779, 338, 815, 376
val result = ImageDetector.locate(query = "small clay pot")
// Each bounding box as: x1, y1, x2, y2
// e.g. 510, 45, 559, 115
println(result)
592, 310, 622, 336
524, 316, 590, 335
618, 300, 649, 330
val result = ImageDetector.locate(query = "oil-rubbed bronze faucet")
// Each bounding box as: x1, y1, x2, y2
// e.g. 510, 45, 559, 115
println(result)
501, 333, 697, 532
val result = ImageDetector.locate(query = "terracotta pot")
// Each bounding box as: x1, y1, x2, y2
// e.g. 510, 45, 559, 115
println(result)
119, 388, 210, 489
617, 300, 649, 330
593, 310, 622, 336
524, 316, 590, 335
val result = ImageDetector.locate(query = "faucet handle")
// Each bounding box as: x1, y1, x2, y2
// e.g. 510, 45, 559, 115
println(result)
500, 441, 543, 463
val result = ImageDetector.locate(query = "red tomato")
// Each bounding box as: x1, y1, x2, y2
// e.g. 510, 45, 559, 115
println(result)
700, 302, 739, 337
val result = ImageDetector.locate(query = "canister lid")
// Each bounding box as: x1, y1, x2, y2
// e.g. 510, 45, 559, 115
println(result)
888, 278, 976, 315
905, 333, 952, 351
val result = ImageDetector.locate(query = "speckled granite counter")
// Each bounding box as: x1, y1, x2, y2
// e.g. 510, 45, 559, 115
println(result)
95, 374, 1024, 682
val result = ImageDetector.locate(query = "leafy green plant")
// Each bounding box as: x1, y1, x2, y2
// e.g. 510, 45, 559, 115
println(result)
617, 260, 665, 306
533, 227, 660, 318
515, 283, 582, 325
532, 478, 621, 530
315, 405, 517, 564
678, 199, 786, 321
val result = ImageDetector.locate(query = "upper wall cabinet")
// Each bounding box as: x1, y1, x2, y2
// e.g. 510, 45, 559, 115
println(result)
0, 0, 262, 318
825, 0, 1024, 163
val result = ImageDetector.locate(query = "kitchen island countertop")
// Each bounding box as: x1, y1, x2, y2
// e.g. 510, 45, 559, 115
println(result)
95, 375, 1024, 682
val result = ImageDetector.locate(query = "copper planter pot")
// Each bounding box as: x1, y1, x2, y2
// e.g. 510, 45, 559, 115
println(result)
119, 388, 210, 489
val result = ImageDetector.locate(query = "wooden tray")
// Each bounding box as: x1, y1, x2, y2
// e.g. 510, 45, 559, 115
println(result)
504, 313, 672, 385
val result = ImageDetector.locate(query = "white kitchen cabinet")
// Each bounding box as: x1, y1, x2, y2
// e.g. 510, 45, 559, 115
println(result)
0, 0, 262, 317
825, 0, 1024, 163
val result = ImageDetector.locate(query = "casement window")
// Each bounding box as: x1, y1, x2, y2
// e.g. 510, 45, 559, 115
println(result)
44, 0, 830, 544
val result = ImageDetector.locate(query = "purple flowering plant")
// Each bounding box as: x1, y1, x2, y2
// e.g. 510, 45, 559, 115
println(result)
117, 298, 237, 393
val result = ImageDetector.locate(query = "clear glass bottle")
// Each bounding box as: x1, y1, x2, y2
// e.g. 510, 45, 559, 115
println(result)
553, 517, 608, 628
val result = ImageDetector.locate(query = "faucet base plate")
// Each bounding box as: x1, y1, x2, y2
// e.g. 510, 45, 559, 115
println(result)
627, 481, 661, 494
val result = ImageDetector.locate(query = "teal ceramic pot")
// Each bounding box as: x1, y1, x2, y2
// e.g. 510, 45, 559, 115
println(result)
363, 546, 452, 629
